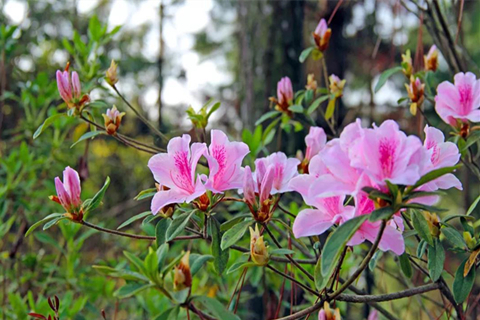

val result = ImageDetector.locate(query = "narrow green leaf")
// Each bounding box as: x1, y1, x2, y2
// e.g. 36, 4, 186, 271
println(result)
25, 213, 64, 237
406, 165, 461, 193
227, 261, 255, 274
190, 254, 214, 276
269, 248, 295, 256
441, 226, 466, 249
324, 97, 336, 120
117, 211, 152, 230
114, 283, 153, 299
166, 211, 195, 241
299, 46, 314, 63
374, 66, 402, 93
417, 240, 427, 258
402, 203, 448, 213
123, 251, 147, 275
453, 259, 476, 303
314, 258, 323, 290
192, 296, 241, 320
399, 253, 413, 278
156, 218, 172, 246
156, 243, 169, 271
210, 218, 229, 275
307, 95, 329, 115
369, 251, 383, 271
427, 239, 445, 281
369, 206, 394, 222
70, 131, 104, 148
220, 220, 252, 250
321, 215, 369, 278
411, 210, 434, 246
466, 193, 480, 216
33, 113, 66, 139
154, 306, 180, 320
288, 105, 304, 113
255, 111, 280, 126
42, 217, 66, 230
84, 176, 110, 213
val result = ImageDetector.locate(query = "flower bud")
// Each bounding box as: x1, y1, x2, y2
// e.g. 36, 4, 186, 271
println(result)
424, 211, 440, 238
329, 74, 346, 98
270, 77, 293, 115
250, 224, 269, 266
401, 50, 413, 78
102, 106, 125, 135
313, 18, 332, 52
174, 251, 192, 291
318, 302, 341, 320
424, 45, 439, 72
306, 73, 318, 91
56, 64, 89, 110
50, 167, 83, 221
106, 60, 119, 86
194, 193, 210, 212
463, 231, 477, 250
243, 166, 257, 210
405, 76, 425, 116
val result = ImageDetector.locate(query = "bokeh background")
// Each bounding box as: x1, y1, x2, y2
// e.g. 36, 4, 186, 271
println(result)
1, 0, 480, 319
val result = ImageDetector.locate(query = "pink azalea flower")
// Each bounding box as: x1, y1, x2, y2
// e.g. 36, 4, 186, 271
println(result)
422, 125, 462, 190
315, 18, 328, 38
351, 120, 423, 186
348, 192, 405, 255
255, 152, 300, 194
148, 134, 207, 215
52, 166, 82, 213
277, 77, 293, 107
305, 126, 327, 161
292, 195, 354, 238
204, 130, 249, 193
56, 70, 81, 104
435, 72, 480, 126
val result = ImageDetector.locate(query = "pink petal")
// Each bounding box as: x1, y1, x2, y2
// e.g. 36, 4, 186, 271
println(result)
242, 166, 257, 207
151, 189, 187, 215
71, 71, 81, 99
56, 70, 72, 102
260, 166, 275, 203
55, 177, 72, 211
293, 209, 334, 238
305, 127, 326, 161
63, 166, 81, 208
148, 153, 176, 189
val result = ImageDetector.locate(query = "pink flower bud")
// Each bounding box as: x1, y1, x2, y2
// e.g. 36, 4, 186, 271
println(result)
52, 166, 82, 215
243, 166, 257, 208
313, 18, 332, 52
259, 166, 275, 204
277, 77, 293, 107
71, 71, 81, 99
56, 70, 72, 102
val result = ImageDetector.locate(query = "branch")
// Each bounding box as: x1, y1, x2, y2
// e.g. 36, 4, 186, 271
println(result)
336, 283, 440, 303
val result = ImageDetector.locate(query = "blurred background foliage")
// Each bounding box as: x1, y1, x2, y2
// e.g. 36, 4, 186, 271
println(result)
1, 0, 479, 319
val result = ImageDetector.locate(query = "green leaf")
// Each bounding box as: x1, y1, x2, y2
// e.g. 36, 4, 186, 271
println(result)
154, 306, 180, 320
123, 251, 147, 275
117, 211, 152, 230
42, 217, 66, 230
114, 283, 153, 299
84, 177, 110, 214
33, 113, 66, 139
406, 165, 461, 193
443, 214, 475, 223
71, 131, 104, 148
314, 257, 323, 290
190, 254, 214, 276
369, 206, 394, 222
399, 253, 413, 278
304, 90, 314, 105
227, 261, 256, 274
427, 239, 445, 281
374, 66, 402, 93
269, 248, 295, 256
325, 97, 336, 120
288, 105, 304, 113
166, 211, 195, 241
299, 46, 314, 63
461, 130, 480, 152
25, 213, 64, 237
417, 240, 427, 258
210, 218, 229, 275
255, 111, 280, 126
321, 215, 369, 278
441, 226, 466, 249
411, 210, 434, 246
156, 218, 172, 246
207, 102, 221, 118
453, 258, 476, 303
369, 251, 383, 271
156, 243, 169, 270
220, 220, 252, 250
402, 203, 448, 213
307, 95, 329, 115
192, 296, 241, 320
466, 193, 480, 216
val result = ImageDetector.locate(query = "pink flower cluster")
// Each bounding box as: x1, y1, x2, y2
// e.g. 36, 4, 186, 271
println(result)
289, 120, 461, 255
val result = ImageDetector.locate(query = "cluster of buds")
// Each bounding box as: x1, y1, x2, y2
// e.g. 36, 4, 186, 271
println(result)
424, 45, 439, 72
249, 224, 269, 266
329, 74, 346, 98
423, 211, 440, 238
401, 50, 413, 78
243, 166, 275, 223
154, 184, 175, 218
56, 63, 90, 111
405, 76, 425, 116
318, 302, 341, 320
313, 18, 331, 52
305, 73, 318, 91
105, 60, 118, 86
102, 106, 125, 135
49, 167, 83, 222
270, 77, 293, 116
173, 251, 192, 291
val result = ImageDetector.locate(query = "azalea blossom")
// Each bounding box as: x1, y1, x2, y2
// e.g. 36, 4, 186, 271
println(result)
292, 195, 354, 238
313, 18, 332, 52
435, 72, 480, 126
255, 152, 300, 194
348, 192, 405, 255
56, 68, 89, 108
271, 77, 293, 114
305, 126, 327, 161
243, 165, 275, 223
148, 134, 207, 215
50, 166, 82, 215
204, 130, 249, 193
102, 106, 125, 135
